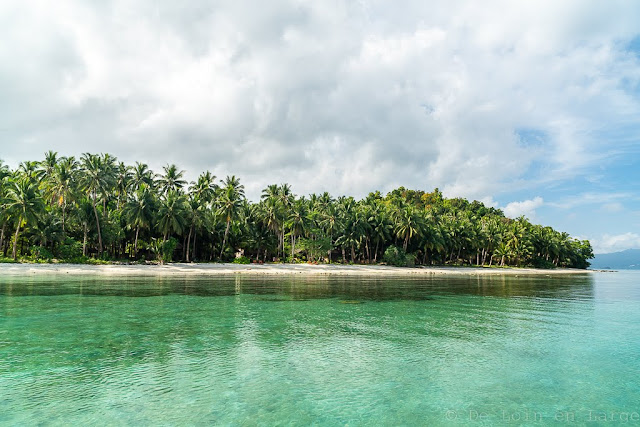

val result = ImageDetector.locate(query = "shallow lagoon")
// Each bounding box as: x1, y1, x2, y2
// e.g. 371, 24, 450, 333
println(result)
1, 272, 639, 425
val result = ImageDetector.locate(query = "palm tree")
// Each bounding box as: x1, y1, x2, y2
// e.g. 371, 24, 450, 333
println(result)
79, 153, 109, 255
319, 203, 341, 263
481, 217, 502, 266
123, 184, 155, 256
185, 194, 207, 262
115, 162, 133, 209
287, 198, 309, 258
5, 179, 45, 259
261, 185, 284, 256
18, 161, 43, 184
49, 157, 78, 232
157, 191, 188, 242
392, 205, 424, 251
505, 218, 531, 266
75, 199, 94, 256
32, 211, 64, 250
366, 202, 391, 262
130, 162, 155, 191
157, 164, 187, 195
420, 215, 444, 265
337, 205, 369, 263
40, 151, 58, 176
0, 160, 11, 252
190, 171, 217, 203
98, 154, 117, 212
38, 151, 58, 205
217, 176, 245, 259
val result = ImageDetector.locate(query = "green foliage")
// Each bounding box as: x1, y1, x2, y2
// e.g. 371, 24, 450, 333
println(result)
55, 238, 83, 260
71, 256, 109, 265
405, 252, 416, 268
148, 237, 179, 263
29, 246, 53, 261
530, 258, 556, 269
297, 237, 332, 261
232, 256, 250, 264
162, 237, 179, 263
383, 245, 408, 267
0, 152, 594, 269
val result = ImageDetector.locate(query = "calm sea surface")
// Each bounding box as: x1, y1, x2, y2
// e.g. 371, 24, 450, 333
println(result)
1, 271, 639, 425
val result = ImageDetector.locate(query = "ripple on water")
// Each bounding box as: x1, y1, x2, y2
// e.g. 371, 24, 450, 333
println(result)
1, 273, 639, 425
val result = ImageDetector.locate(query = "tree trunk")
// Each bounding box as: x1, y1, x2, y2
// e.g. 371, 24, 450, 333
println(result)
134, 226, 140, 257
0, 223, 5, 254
220, 219, 230, 259
351, 245, 355, 263
12, 217, 22, 260
193, 231, 197, 261
83, 224, 88, 256
186, 225, 192, 262
374, 240, 379, 263
365, 239, 370, 263
92, 197, 103, 255
291, 233, 295, 259
342, 248, 346, 263
403, 236, 408, 251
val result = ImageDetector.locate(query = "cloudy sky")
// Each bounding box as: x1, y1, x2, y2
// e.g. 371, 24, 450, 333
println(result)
1, 0, 639, 253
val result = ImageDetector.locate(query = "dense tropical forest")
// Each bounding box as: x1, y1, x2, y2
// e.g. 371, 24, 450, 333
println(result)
0, 152, 593, 268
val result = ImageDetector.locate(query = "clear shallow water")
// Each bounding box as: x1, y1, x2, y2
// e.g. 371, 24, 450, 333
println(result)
1, 272, 639, 425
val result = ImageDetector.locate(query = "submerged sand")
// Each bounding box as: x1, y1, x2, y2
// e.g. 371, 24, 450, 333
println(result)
0, 263, 595, 277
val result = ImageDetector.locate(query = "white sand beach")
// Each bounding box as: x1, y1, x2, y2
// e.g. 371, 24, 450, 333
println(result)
0, 263, 596, 277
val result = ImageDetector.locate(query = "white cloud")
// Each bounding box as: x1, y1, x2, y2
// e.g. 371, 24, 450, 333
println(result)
601, 202, 624, 213
591, 233, 640, 254
0, 1, 639, 202
547, 192, 632, 210
503, 197, 544, 219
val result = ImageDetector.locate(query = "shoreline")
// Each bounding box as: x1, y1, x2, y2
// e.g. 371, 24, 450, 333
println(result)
0, 263, 596, 277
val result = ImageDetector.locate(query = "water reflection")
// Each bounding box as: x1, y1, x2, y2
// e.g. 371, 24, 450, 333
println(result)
2, 272, 638, 426
0, 273, 595, 300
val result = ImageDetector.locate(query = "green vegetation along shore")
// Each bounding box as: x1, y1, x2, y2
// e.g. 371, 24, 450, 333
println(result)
0, 152, 593, 268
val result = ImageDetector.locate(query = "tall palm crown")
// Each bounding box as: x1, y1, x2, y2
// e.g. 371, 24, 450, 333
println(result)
130, 162, 155, 191
190, 171, 217, 202
115, 162, 133, 207
157, 164, 187, 195
217, 176, 245, 258
79, 153, 116, 254
50, 157, 78, 231
124, 183, 156, 254
18, 161, 43, 184
157, 190, 188, 240
6, 178, 45, 259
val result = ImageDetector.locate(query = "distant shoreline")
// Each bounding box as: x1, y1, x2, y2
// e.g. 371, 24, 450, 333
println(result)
0, 263, 595, 277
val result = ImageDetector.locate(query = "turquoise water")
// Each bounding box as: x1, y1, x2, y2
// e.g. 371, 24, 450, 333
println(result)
1, 271, 639, 425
